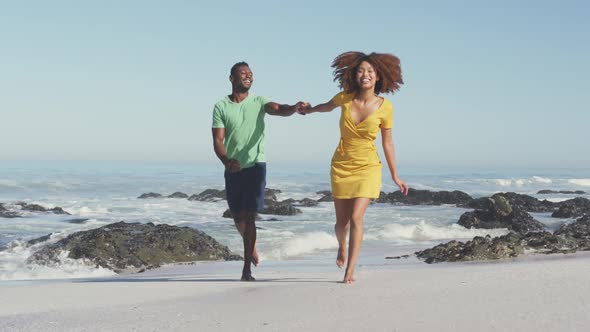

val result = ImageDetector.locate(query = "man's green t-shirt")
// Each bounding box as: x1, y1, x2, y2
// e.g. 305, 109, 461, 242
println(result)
212, 94, 270, 169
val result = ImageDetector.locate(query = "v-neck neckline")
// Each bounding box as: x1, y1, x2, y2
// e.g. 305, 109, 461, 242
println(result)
349, 97, 385, 127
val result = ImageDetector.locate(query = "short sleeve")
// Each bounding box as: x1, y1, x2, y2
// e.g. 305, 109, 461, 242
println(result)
380, 101, 394, 129
212, 104, 225, 128
257, 95, 271, 106
331, 91, 345, 106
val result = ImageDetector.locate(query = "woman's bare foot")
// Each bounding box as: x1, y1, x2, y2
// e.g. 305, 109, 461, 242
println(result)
336, 247, 346, 269
342, 272, 356, 284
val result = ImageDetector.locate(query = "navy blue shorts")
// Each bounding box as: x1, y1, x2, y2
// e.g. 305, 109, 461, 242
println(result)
224, 162, 266, 215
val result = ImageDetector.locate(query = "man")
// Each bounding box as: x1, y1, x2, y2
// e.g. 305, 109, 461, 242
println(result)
212, 61, 306, 281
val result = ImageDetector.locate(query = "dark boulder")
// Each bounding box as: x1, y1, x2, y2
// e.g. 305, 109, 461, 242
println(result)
554, 215, 590, 250
281, 198, 319, 207
466, 192, 556, 213
415, 233, 524, 264
264, 188, 282, 201
27, 222, 241, 273
379, 188, 473, 206
538, 190, 586, 195
0, 203, 21, 218
138, 192, 163, 199
458, 195, 545, 234
317, 191, 333, 202
167, 192, 189, 198
551, 197, 590, 219
15, 202, 71, 215
67, 218, 90, 224
260, 199, 302, 216
188, 189, 226, 201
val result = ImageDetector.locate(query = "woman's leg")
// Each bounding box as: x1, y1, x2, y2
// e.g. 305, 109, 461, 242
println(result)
333, 198, 353, 268
344, 197, 371, 283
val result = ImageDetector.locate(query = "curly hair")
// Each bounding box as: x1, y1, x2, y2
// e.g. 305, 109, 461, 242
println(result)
332, 51, 403, 94
230, 61, 249, 77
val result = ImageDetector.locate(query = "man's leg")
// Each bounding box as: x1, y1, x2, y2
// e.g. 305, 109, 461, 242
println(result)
239, 210, 257, 281
233, 216, 259, 266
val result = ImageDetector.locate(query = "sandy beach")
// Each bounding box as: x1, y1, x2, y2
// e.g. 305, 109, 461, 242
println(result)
2, 251, 589, 332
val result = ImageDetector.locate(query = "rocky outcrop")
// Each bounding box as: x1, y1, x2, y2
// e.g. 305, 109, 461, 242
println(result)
1, 202, 70, 218
281, 198, 319, 207
316, 191, 333, 202
377, 188, 473, 206
417, 215, 590, 264
554, 215, 590, 250
138, 192, 162, 199
538, 190, 586, 195
188, 189, 226, 202
167, 192, 189, 198
260, 199, 302, 216
415, 233, 525, 264
0, 203, 20, 218
27, 222, 241, 273
551, 197, 590, 219
458, 195, 545, 233
465, 192, 556, 213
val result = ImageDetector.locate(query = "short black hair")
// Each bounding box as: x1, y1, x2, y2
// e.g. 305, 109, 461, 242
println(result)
230, 61, 249, 77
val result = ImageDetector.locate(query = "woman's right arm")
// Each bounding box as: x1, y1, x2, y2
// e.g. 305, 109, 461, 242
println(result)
300, 99, 338, 114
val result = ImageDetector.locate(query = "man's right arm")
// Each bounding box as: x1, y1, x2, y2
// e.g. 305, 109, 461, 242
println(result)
212, 128, 241, 172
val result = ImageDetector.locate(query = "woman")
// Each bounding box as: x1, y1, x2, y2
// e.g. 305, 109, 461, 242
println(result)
300, 51, 409, 284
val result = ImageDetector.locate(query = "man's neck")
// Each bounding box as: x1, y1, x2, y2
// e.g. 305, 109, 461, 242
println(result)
229, 90, 249, 103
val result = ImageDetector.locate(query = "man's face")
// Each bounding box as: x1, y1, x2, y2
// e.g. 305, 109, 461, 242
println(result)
230, 65, 253, 91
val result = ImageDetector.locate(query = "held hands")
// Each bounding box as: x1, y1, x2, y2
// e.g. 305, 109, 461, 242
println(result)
294, 101, 312, 115
394, 177, 409, 196
225, 159, 241, 173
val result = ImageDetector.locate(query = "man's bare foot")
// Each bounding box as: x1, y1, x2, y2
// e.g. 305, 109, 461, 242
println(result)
252, 248, 260, 267
241, 273, 256, 281
336, 247, 346, 269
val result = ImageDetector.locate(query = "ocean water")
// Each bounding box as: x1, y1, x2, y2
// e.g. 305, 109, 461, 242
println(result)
0, 161, 588, 281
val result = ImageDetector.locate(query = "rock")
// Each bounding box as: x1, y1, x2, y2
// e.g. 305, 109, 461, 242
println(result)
519, 231, 578, 254
537, 190, 586, 195
264, 188, 282, 201
138, 192, 162, 199
465, 192, 556, 213
297, 198, 319, 207
15, 202, 70, 215
260, 199, 302, 216
415, 233, 524, 264
167, 192, 189, 198
0, 204, 21, 218
554, 215, 590, 250
188, 189, 226, 201
317, 191, 333, 202
67, 218, 89, 224
457, 195, 545, 234
551, 197, 590, 219
27, 233, 54, 245
280, 198, 318, 207
28, 221, 241, 273
378, 188, 473, 206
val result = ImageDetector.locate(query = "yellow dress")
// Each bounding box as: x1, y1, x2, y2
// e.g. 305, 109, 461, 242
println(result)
330, 91, 394, 199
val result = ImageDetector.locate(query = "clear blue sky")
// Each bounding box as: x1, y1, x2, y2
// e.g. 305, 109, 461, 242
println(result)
1, 0, 588, 169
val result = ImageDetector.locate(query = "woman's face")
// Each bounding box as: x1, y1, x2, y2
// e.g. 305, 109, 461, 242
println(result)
355, 61, 379, 91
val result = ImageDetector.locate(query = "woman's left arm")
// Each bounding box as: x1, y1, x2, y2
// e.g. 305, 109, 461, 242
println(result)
381, 128, 409, 195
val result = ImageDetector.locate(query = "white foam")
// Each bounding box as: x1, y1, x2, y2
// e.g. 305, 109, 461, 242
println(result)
568, 179, 590, 187
0, 240, 115, 281
531, 176, 552, 184
368, 221, 509, 242
270, 232, 338, 259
